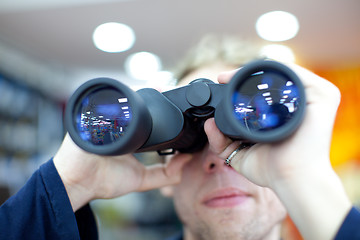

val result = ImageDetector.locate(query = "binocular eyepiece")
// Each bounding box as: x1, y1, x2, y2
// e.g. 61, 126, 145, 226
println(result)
65, 60, 306, 156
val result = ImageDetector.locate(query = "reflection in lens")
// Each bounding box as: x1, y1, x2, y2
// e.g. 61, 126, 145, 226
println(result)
75, 87, 132, 145
232, 70, 300, 132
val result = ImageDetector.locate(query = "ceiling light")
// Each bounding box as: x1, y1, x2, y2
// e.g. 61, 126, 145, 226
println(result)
256, 11, 299, 42
260, 44, 295, 63
147, 71, 175, 87
125, 52, 162, 81
93, 22, 135, 53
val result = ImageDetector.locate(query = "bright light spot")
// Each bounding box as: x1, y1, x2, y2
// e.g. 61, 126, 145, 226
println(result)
283, 90, 292, 94
235, 107, 254, 113
260, 44, 295, 63
262, 92, 271, 97
286, 81, 294, 86
118, 98, 128, 103
256, 11, 299, 42
93, 22, 135, 53
125, 52, 162, 81
252, 71, 264, 76
257, 83, 269, 90
284, 102, 295, 112
147, 71, 175, 87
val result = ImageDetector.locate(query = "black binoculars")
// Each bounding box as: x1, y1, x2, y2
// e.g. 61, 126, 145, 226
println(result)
65, 60, 306, 156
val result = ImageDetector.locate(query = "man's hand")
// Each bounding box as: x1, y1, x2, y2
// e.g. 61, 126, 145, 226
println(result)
53, 134, 191, 211
204, 63, 352, 240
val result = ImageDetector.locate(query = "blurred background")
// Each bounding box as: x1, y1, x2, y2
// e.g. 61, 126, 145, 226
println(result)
0, 0, 359, 239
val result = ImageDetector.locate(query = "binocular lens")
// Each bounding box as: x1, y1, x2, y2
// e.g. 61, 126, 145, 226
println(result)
75, 86, 132, 146
232, 70, 301, 132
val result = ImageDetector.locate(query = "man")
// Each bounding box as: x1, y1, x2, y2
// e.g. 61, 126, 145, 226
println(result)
0, 35, 358, 240
161, 39, 287, 239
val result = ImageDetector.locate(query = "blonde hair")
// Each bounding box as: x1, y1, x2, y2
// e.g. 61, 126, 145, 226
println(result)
173, 35, 263, 81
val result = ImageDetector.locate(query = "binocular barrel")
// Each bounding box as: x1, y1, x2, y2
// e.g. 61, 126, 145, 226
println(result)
65, 60, 306, 156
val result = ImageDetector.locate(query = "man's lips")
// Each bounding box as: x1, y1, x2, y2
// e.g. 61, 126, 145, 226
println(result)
202, 188, 251, 208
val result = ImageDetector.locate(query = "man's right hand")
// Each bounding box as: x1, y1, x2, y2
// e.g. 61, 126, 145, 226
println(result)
53, 133, 191, 211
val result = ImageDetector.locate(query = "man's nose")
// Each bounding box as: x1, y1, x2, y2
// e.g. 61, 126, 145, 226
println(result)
202, 149, 231, 173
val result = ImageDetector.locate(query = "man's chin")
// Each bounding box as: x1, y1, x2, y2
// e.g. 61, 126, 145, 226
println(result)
201, 207, 256, 227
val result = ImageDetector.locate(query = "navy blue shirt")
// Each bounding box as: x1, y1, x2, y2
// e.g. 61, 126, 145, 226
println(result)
0, 159, 97, 240
335, 207, 360, 240
0, 159, 359, 239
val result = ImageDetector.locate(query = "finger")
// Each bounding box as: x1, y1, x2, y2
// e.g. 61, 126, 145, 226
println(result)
204, 118, 241, 160
204, 118, 231, 153
284, 63, 341, 136
285, 63, 330, 88
217, 69, 239, 84
284, 63, 341, 106
229, 143, 270, 187
137, 153, 192, 191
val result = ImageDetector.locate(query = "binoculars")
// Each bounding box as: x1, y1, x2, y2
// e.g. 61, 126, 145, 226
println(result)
65, 60, 306, 156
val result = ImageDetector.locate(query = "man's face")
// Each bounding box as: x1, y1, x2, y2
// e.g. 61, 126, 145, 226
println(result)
171, 65, 287, 240
172, 145, 286, 240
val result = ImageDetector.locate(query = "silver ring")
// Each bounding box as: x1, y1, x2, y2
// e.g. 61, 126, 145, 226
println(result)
224, 144, 248, 166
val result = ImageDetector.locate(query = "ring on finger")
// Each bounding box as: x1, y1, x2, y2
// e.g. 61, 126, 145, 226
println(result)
224, 144, 249, 166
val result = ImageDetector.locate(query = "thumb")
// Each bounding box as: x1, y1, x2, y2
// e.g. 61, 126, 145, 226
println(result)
217, 69, 239, 84
137, 153, 192, 191
204, 118, 232, 154
204, 118, 241, 161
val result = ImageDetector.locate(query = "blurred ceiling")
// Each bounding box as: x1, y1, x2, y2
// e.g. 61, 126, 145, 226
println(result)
0, 0, 359, 99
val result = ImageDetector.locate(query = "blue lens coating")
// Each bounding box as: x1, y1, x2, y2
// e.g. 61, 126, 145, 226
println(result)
232, 70, 300, 132
76, 87, 132, 145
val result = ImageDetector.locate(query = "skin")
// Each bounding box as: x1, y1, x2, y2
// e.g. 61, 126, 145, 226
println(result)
54, 62, 351, 240
170, 145, 286, 240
